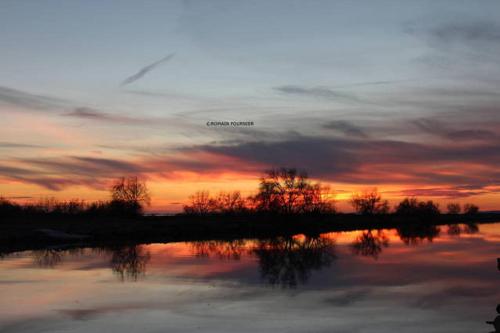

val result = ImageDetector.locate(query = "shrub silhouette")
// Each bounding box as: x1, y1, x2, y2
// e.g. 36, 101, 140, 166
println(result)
0, 197, 21, 217
463, 203, 479, 215
0, 176, 150, 218
395, 197, 440, 217
446, 202, 461, 214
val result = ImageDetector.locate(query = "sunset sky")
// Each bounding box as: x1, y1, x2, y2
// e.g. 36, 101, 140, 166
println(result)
1, 0, 500, 212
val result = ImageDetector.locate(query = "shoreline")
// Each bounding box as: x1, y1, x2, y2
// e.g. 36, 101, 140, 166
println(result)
1, 213, 499, 254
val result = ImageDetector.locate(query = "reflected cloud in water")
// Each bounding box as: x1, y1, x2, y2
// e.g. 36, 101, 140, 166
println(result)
0, 223, 499, 333
2, 222, 489, 287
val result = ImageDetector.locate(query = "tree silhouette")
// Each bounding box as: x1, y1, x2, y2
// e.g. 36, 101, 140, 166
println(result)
395, 197, 440, 217
183, 191, 214, 215
463, 203, 479, 215
213, 191, 248, 214
253, 168, 335, 214
446, 203, 461, 214
110, 176, 150, 215
350, 189, 389, 215
394, 197, 419, 215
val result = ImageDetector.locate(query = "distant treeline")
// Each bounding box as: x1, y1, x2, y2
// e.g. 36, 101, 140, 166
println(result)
0, 177, 150, 218
1, 168, 480, 218
183, 168, 480, 217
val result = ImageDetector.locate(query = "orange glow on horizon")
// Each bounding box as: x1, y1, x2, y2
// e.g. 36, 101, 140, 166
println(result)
1, 172, 499, 213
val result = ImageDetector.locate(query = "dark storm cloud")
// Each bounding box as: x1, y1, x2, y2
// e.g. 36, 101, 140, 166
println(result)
323, 121, 367, 138
120, 53, 175, 86
0, 86, 67, 111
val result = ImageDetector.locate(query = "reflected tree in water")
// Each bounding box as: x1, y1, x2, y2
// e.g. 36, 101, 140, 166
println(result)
30, 246, 152, 281
190, 240, 247, 260
397, 224, 441, 245
31, 248, 87, 268
351, 230, 389, 259
447, 224, 462, 236
446, 223, 479, 236
109, 245, 151, 281
253, 236, 336, 288
32, 249, 64, 268
462, 222, 479, 234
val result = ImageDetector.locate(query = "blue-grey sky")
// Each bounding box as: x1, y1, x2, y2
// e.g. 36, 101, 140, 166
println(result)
1, 0, 500, 210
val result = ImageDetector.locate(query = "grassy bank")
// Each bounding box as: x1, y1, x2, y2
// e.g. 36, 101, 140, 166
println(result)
1, 213, 499, 254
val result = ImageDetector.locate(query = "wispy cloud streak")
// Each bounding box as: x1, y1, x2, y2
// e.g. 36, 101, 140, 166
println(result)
0, 86, 67, 111
120, 53, 175, 86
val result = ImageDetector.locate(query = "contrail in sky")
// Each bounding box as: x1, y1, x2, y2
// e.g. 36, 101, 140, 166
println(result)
120, 53, 175, 86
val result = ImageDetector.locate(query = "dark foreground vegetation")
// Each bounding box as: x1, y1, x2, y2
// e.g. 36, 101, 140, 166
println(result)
1, 211, 499, 256
1, 169, 496, 254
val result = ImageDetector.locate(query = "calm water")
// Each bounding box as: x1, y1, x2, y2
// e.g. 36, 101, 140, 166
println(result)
1, 223, 499, 333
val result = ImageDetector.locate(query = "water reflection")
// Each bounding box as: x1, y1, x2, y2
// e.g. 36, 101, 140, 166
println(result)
32, 249, 64, 268
351, 230, 389, 259
108, 246, 151, 281
396, 223, 441, 245
447, 223, 479, 236
32, 247, 86, 268
486, 259, 500, 332
0, 223, 498, 333
253, 236, 336, 288
191, 240, 246, 260
487, 304, 500, 332
192, 236, 337, 288
30, 246, 151, 281
0, 223, 492, 287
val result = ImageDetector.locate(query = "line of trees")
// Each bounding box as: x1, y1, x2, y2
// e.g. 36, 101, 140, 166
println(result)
349, 188, 480, 216
183, 168, 336, 215
182, 180, 481, 217
0, 176, 150, 218
1, 168, 482, 218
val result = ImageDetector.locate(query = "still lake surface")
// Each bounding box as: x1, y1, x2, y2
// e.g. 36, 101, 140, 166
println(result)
1, 222, 499, 333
